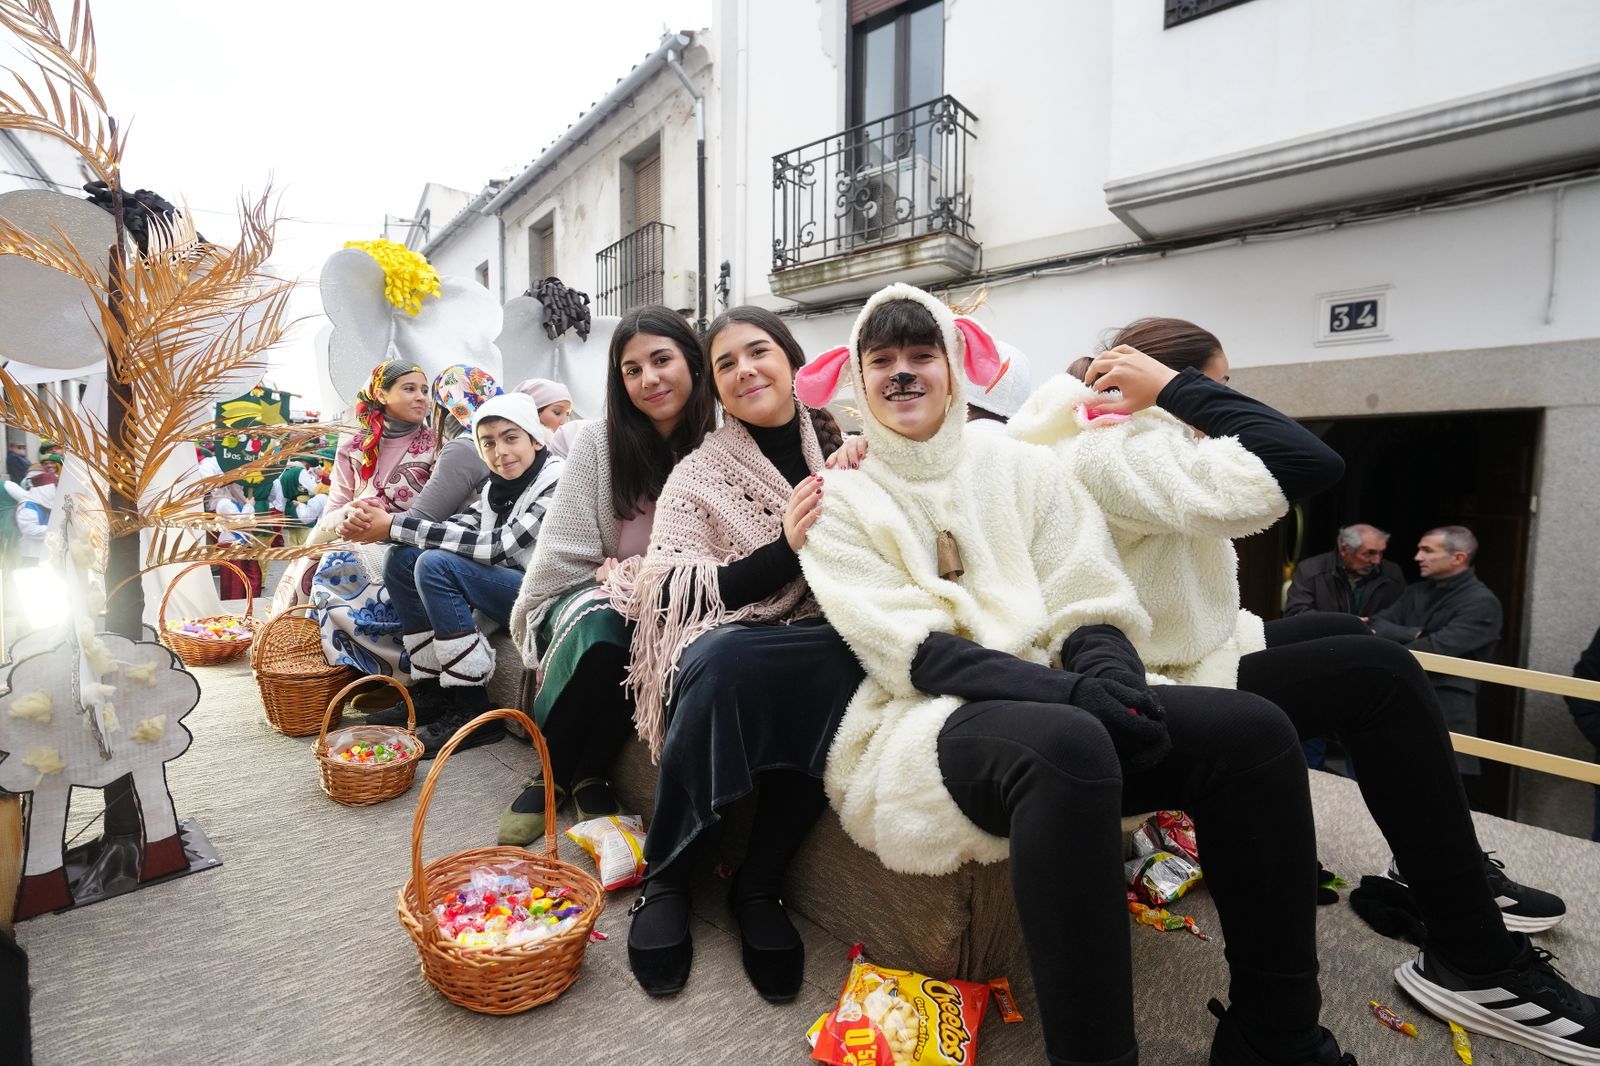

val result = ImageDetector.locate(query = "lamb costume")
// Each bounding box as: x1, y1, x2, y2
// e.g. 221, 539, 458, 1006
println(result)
1007, 374, 1287, 689
797, 284, 1150, 876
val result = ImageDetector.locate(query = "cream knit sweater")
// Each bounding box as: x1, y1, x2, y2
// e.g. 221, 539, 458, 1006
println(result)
509, 420, 621, 664
1008, 374, 1288, 688
799, 284, 1150, 876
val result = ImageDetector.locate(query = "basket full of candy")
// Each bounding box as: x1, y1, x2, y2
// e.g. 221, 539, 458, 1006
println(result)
314, 675, 422, 806
158, 562, 260, 666
397, 708, 605, 1014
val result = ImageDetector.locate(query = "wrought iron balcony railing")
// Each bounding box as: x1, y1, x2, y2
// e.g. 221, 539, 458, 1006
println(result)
595, 221, 671, 316
772, 95, 977, 271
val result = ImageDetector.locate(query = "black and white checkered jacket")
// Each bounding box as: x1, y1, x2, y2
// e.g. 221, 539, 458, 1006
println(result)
389, 455, 564, 571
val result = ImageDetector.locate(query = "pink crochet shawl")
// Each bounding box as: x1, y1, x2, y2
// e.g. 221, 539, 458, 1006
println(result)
613, 412, 825, 760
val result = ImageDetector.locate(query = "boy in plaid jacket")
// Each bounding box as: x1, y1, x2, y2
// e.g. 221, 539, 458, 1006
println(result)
347, 393, 563, 754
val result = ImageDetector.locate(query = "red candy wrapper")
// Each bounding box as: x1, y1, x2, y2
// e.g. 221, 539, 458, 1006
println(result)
1154, 810, 1200, 866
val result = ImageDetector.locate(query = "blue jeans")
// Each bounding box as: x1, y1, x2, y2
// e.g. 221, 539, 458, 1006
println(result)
382, 546, 520, 637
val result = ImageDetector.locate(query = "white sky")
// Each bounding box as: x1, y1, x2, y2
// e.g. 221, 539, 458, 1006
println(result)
29, 0, 712, 410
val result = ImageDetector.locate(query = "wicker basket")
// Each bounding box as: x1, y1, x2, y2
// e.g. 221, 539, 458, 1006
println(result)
252, 604, 359, 737
397, 708, 605, 1015
315, 675, 422, 807
158, 561, 260, 667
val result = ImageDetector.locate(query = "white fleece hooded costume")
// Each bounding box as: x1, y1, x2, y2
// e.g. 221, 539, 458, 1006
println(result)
796, 284, 1150, 876
1007, 374, 1287, 689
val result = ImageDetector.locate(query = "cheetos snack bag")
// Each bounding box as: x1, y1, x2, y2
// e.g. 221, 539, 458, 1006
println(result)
807, 945, 1019, 1066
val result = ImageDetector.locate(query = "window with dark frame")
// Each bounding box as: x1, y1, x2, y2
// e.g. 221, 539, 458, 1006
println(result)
849, 0, 944, 137
527, 218, 555, 283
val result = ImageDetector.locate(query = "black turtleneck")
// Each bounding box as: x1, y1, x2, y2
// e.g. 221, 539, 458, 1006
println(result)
716, 415, 810, 610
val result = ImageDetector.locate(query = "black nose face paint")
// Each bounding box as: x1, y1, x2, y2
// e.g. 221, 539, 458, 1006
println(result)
890, 371, 917, 389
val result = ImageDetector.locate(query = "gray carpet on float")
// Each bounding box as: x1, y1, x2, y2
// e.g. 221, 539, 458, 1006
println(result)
17, 654, 1600, 1066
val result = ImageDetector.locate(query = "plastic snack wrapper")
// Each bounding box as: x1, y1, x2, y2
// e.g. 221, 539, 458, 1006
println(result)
565, 813, 647, 890
1152, 810, 1199, 866
430, 862, 587, 949
806, 945, 1020, 1066
1125, 850, 1201, 905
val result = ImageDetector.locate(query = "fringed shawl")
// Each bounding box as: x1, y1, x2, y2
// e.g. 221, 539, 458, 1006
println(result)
613, 409, 824, 760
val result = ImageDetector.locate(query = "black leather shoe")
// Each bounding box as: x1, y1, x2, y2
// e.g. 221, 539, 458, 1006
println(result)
627, 889, 694, 996
417, 687, 501, 758
729, 880, 804, 1004
1208, 999, 1355, 1065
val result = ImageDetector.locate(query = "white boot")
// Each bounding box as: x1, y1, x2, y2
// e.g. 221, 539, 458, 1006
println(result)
434, 631, 495, 688
402, 630, 440, 682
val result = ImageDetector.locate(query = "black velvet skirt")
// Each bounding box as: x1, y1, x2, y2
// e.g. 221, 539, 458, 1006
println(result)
641, 618, 864, 874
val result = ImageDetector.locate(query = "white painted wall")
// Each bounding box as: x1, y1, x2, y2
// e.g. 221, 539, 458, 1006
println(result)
774, 180, 1600, 379
1108, 0, 1600, 178
495, 41, 715, 313
0, 129, 92, 193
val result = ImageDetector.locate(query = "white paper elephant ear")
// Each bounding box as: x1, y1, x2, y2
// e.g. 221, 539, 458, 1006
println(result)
554, 314, 619, 421
392, 275, 503, 385
321, 247, 393, 402
0, 189, 116, 371
494, 295, 555, 386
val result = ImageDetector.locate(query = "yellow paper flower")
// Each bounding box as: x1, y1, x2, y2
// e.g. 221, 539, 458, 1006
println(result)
344, 238, 443, 316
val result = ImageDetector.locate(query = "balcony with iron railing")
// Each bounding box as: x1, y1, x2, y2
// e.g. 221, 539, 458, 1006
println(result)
770, 95, 979, 302
595, 220, 671, 316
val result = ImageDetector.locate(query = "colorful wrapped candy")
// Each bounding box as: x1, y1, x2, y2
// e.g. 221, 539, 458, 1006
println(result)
431, 862, 587, 949
335, 741, 413, 765
1127, 894, 1210, 941
1369, 1000, 1419, 1037
165, 616, 253, 641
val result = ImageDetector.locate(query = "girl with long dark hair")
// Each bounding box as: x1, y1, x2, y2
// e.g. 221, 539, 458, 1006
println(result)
500, 306, 717, 843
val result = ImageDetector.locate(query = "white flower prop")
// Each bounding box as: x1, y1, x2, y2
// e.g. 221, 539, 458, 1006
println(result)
321, 242, 503, 403
496, 294, 619, 420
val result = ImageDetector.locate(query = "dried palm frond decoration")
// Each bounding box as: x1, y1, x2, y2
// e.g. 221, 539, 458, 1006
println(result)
0, 0, 345, 629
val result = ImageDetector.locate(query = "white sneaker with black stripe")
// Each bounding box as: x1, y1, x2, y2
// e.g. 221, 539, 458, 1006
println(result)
1395, 933, 1600, 1065
1386, 851, 1566, 933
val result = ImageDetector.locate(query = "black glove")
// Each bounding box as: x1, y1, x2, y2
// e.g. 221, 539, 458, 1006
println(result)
1061, 623, 1148, 681
1070, 672, 1171, 771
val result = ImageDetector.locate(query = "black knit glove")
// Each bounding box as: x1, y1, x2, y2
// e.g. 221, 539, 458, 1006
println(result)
1070, 671, 1171, 771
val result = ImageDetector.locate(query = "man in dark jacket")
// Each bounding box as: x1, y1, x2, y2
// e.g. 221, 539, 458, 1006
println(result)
1566, 624, 1600, 842
1369, 525, 1502, 775
1285, 522, 1406, 617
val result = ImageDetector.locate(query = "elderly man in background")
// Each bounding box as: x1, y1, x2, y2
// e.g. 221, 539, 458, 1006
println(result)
1368, 525, 1502, 775
1286, 522, 1406, 617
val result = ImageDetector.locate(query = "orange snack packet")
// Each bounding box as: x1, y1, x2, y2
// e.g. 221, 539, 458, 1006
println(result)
808, 946, 998, 1066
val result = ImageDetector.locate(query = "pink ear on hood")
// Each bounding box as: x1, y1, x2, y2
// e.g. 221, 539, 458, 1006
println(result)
953, 317, 1009, 394
794, 345, 851, 408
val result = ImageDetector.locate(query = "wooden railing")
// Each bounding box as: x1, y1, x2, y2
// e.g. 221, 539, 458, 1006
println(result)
1414, 650, 1600, 786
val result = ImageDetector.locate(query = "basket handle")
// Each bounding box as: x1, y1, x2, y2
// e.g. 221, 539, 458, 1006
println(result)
316, 673, 415, 755
158, 559, 256, 630
410, 708, 553, 939
251, 602, 318, 669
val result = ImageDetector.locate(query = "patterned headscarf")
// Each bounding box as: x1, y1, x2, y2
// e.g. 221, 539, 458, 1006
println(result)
353, 354, 426, 479
433, 364, 502, 425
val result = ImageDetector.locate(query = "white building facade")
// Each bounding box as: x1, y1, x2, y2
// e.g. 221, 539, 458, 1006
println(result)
715, 0, 1600, 830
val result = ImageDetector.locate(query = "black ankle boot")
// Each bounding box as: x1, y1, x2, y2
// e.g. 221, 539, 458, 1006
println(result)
627, 885, 694, 996
1208, 999, 1355, 1065
729, 871, 804, 1003
417, 686, 502, 758
364, 678, 447, 728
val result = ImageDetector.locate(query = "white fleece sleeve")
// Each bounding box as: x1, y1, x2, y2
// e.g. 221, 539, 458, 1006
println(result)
1068, 414, 1288, 540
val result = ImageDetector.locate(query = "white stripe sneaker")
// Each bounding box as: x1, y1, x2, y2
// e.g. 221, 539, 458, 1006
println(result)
1386, 851, 1566, 933
1395, 933, 1600, 1065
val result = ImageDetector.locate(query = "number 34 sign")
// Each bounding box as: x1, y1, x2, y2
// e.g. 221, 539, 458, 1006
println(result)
1317, 287, 1389, 345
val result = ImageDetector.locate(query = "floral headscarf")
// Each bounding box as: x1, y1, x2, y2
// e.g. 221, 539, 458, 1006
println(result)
433, 364, 502, 425
352, 355, 426, 479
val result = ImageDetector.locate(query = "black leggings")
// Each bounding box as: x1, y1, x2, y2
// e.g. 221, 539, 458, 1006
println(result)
538, 643, 636, 792
1242, 612, 1514, 973
938, 686, 1318, 1066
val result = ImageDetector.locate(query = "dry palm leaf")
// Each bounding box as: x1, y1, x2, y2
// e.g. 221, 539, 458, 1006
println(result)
0, 0, 120, 182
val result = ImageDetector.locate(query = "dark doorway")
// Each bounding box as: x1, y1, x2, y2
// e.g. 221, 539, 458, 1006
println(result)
1236, 409, 1542, 817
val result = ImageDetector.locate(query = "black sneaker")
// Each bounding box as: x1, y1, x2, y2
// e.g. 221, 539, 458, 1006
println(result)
416, 687, 502, 758
1387, 851, 1566, 933
1207, 999, 1355, 1065
363, 679, 448, 728
1396, 933, 1600, 1065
